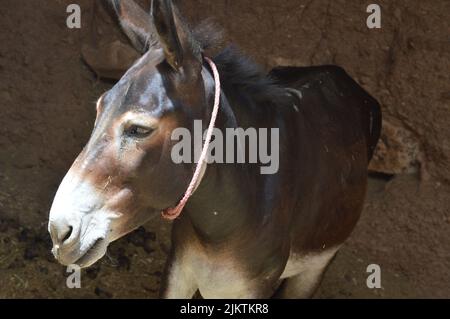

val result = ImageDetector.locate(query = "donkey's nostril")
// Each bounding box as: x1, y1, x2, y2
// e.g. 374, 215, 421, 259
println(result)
49, 221, 77, 246
61, 226, 73, 243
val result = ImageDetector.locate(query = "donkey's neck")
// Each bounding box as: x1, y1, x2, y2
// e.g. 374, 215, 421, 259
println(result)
184, 66, 284, 241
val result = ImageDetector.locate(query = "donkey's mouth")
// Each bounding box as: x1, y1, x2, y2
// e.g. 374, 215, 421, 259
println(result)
74, 238, 107, 268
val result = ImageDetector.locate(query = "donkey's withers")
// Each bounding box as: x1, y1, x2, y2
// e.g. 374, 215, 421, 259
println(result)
48, 0, 381, 298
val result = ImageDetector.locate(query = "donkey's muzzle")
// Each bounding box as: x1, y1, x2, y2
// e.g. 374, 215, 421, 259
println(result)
48, 214, 109, 267
48, 171, 112, 267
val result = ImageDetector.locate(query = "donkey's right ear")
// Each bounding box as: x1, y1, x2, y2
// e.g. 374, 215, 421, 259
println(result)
109, 0, 155, 53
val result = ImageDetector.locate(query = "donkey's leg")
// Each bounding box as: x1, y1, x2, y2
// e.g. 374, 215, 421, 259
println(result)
160, 251, 198, 299
276, 267, 327, 298
276, 248, 339, 299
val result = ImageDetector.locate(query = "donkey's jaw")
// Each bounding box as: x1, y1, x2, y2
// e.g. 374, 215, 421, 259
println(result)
48, 171, 119, 268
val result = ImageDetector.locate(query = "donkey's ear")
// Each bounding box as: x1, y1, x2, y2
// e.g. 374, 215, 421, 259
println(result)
110, 0, 155, 53
151, 0, 184, 71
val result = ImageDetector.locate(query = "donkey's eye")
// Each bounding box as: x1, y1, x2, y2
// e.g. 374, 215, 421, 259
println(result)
124, 125, 153, 139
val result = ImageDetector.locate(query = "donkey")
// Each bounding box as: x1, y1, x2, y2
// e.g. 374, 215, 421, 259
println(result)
48, 0, 381, 298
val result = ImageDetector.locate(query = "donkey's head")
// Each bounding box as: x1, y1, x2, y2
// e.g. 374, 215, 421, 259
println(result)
48, 0, 214, 267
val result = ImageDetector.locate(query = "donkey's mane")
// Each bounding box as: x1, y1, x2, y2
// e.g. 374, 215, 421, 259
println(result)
191, 21, 290, 112
213, 46, 289, 110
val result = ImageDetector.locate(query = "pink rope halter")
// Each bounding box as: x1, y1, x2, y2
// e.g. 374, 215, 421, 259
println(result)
161, 56, 221, 220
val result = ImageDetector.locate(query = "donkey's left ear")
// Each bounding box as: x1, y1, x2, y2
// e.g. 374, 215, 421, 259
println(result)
152, 0, 194, 71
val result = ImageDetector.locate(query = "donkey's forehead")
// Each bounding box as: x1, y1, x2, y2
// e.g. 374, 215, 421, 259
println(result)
102, 50, 174, 116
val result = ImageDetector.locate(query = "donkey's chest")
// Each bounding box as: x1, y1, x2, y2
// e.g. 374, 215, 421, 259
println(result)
184, 249, 255, 298
181, 245, 278, 298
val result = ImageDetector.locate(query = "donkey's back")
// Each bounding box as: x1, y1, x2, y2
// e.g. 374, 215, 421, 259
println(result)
271, 65, 381, 160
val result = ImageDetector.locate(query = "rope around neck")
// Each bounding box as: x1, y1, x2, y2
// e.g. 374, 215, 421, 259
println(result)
161, 56, 221, 220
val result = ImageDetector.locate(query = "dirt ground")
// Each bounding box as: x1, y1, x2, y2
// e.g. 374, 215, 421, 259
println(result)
0, 0, 449, 298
